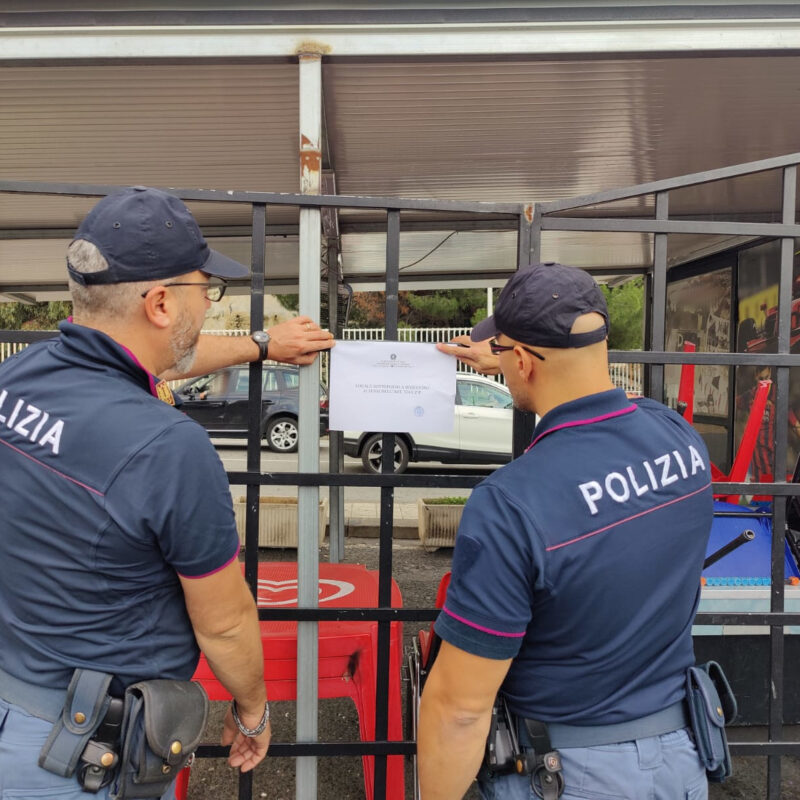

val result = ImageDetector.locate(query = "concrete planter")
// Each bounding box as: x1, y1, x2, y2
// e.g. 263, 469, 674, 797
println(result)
417, 498, 466, 550
234, 496, 327, 548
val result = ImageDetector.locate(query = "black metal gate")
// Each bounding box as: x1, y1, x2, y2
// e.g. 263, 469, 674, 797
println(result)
2, 155, 800, 799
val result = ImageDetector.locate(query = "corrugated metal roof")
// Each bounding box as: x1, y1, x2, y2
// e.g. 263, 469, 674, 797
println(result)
325, 56, 800, 210
2, 52, 800, 298
0, 63, 299, 228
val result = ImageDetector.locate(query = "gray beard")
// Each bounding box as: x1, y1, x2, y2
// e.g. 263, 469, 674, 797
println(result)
169, 308, 200, 375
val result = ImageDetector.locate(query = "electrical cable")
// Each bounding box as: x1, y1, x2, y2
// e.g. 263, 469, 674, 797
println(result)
399, 231, 458, 271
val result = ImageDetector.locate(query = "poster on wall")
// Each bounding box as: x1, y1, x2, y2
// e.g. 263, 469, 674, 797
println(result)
664, 266, 732, 418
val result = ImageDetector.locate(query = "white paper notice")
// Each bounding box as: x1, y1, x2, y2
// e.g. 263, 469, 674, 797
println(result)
329, 341, 457, 433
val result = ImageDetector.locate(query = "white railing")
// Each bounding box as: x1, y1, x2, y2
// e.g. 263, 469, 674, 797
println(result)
0, 341, 30, 361
342, 326, 473, 343
0, 327, 644, 394
609, 362, 644, 395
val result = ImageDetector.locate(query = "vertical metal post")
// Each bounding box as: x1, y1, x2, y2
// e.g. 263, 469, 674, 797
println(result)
374, 209, 400, 800
297, 49, 322, 800
327, 238, 345, 562
517, 203, 533, 268
766, 165, 796, 797
245, 204, 266, 594
530, 202, 542, 264
240, 201, 266, 800
512, 209, 537, 457
650, 192, 669, 402
642, 272, 654, 399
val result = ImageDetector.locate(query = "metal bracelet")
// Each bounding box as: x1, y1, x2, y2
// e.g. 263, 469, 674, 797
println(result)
231, 699, 270, 737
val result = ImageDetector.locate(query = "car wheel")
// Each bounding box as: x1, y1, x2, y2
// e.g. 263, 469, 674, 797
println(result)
361, 434, 410, 474
265, 416, 299, 453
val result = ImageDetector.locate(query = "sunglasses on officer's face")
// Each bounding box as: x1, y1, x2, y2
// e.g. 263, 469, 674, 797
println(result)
489, 338, 546, 361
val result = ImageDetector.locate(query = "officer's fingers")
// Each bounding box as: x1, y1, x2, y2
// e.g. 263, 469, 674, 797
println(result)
227, 736, 248, 767
238, 740, 270, 773
304, 334, 335, 350
450, 334, 473, 346
305, 328, 334, 341
232, 730, 270, 772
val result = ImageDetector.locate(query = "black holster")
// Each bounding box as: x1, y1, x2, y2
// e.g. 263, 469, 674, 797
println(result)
483, 696, 564, 800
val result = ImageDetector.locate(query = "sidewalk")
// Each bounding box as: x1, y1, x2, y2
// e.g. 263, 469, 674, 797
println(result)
337, 501, 420, 539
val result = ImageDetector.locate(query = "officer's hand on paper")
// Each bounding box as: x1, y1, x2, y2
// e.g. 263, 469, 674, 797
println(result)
222, 707, 272, 773
436, 335, 501, 376
267, 315, 335, 365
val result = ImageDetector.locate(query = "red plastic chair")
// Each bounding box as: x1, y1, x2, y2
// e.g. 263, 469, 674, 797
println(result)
417, 571, 450, 669
176, 562, 404, 800
676, 346, 771, 502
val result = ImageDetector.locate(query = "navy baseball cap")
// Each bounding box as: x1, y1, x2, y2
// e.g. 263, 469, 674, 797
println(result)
471, 262, 609, 348
67, 186, 249, 286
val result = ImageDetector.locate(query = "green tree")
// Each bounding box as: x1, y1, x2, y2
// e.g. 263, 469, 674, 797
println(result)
0, 300, 72, 330
343, 289, 488, 328
277, 293, 299, 313
601, 278, 644, 350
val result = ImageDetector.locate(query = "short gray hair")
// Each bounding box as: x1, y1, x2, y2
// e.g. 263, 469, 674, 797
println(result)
67, 239, 156, 321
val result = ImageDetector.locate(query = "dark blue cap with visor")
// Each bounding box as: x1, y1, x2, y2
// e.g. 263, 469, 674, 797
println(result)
67, 186, 249, 286
471, 262, 609, 348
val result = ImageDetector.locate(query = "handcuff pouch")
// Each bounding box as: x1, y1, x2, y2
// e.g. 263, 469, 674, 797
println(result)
686, 661, 736, 783
111, 679, 208, 799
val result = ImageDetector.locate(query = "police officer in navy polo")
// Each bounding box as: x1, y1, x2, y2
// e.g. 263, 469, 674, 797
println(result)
422, 263, 713, 799
0, 186, 333, 797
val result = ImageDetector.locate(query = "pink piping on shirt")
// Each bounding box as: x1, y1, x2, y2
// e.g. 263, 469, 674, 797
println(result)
546, 481, 712, 552
177, 546, 240, 580
526, 404, 637, 453
441, 605, 526, 638
0, 436, 104, 497
117, 343, 159, 398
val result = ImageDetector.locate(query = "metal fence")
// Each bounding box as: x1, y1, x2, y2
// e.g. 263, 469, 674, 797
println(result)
0, 155, 798, 799
1, 328, 644, 398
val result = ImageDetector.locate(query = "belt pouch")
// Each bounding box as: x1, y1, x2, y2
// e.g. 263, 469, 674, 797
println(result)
483, 696, 516, 774
686, 661, 736, 783
111, 679, 209, 800
38, 669, 113, 778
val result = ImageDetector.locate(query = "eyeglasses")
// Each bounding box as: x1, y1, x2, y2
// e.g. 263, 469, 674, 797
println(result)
141, 278, 227, 302
489, 338, 546, 361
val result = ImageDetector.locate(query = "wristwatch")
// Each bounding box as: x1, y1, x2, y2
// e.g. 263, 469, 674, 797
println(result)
231, 699, 270, 737
251, 330, 271, 361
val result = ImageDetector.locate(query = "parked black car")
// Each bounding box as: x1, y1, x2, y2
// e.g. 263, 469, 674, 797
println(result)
176, 365, 328, 452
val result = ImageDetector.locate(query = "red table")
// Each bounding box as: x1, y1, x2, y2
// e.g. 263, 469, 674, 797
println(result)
179, 562, 404, 800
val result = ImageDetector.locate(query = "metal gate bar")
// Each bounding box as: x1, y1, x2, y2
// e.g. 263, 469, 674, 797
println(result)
533, 153, 800, 799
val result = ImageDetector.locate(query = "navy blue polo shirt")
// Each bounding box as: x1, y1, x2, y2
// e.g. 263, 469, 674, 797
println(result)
0, 322, 240, 691
435, 388, 713, 726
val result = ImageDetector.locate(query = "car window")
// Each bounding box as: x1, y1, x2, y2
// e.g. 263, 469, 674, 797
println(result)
233, 370, 250, 394
184, 371, 227, 398
282, 370, 299, 390
263, 370, 279, 392
457, 381, 511, 408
